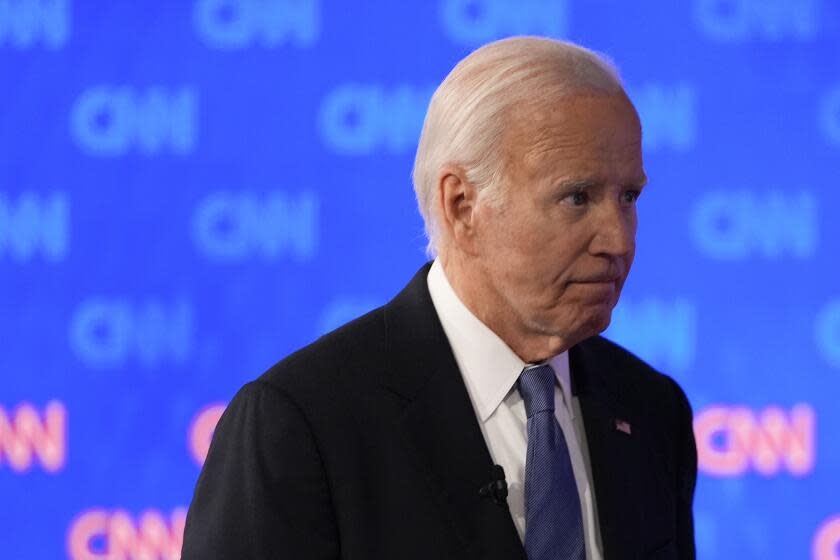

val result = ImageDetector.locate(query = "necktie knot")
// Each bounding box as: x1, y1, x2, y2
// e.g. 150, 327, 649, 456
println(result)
518, 364, 556, 419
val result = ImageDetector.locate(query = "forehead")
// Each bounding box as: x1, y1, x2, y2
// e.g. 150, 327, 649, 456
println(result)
506, 94, 644, 180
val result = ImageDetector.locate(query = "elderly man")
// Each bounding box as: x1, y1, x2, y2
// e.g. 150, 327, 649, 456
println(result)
182, 36, 697, 560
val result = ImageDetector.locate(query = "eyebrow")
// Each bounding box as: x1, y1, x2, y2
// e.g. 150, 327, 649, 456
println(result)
555, 175, 648, 192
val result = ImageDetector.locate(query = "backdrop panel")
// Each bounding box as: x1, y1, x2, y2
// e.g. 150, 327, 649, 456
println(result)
1, 1, 838, 558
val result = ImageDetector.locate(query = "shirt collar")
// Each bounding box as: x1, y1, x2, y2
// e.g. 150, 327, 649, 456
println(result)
427, 259, 572, 422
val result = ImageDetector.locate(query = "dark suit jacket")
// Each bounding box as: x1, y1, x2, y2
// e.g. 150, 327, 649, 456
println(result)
182, 263, 697, 559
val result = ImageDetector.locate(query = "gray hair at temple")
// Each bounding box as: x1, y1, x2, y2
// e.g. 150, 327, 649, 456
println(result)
412, 36, 627, 256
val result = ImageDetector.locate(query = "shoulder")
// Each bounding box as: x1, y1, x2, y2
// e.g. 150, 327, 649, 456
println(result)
576, 335, 692, 417
249, 305, 389, 405
576, 336, 696, 482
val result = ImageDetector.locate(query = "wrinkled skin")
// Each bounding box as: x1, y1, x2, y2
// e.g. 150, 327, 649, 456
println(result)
437, 93, 647, 362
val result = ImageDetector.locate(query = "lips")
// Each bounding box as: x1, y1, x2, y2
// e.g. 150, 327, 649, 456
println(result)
573, 276, 619, 284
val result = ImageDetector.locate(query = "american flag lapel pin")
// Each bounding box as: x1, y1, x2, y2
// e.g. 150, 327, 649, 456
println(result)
615, 418, 632, 435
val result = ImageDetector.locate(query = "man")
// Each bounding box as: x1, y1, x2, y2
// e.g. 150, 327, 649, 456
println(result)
182, 36, 697, 559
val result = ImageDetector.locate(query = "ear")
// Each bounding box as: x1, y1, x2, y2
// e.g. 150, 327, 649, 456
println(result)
436, 165, 480, 256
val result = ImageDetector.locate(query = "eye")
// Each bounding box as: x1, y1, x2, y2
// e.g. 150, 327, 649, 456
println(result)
621, 190, 641, 205
568, 191, 588, 206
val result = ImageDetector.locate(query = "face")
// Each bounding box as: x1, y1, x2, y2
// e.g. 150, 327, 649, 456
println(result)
471, 94, 646, 349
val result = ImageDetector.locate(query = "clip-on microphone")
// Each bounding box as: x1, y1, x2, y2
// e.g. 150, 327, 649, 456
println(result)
478, 464, 508, 506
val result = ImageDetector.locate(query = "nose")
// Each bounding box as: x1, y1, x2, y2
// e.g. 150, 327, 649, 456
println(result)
588, 201, 636, 258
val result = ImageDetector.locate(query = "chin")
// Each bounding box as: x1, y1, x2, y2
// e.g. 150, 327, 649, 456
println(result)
571, 306, 614, 341
590, 313, 612, 335
527, 300, 615, 345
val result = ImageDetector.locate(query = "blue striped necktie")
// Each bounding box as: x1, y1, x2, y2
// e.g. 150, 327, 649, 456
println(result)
518, 364, 586, 560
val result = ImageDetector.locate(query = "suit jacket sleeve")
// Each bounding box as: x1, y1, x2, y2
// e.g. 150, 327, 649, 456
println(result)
181, 380, 339, 559
669, 376, 698, 559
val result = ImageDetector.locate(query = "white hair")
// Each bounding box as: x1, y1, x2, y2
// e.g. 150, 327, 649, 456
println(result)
412, 36, 626, 256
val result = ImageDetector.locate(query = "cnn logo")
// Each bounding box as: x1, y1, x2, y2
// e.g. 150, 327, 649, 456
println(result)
694, 404, 816, 477
814, 515, 840, 560
0, 401, 67, 473
67, 508, 186, 560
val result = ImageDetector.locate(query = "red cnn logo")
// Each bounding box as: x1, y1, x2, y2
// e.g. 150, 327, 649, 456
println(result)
694, 404, 816, 477
0, 400, 67, 473
67, 508, 186, 560
188, 403, 226, 467
813, 515, 840, 560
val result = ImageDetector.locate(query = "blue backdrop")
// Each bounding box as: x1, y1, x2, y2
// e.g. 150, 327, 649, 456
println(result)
2, 1, 839, 558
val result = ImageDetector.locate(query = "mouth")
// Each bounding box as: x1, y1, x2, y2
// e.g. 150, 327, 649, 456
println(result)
571, 276, 619, 285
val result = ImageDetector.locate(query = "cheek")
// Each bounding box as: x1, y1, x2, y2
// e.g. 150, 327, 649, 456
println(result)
507, 230, 586, 293
477, 204, 587, 298
478, 205, 542, 262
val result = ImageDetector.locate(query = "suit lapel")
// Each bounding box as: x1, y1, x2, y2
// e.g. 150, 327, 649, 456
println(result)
378, 264, 650, 559
380, 264, 526, 560
571, 341, 644, 560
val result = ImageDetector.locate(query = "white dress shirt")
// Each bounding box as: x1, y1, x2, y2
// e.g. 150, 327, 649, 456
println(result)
427, 260, 604, 559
